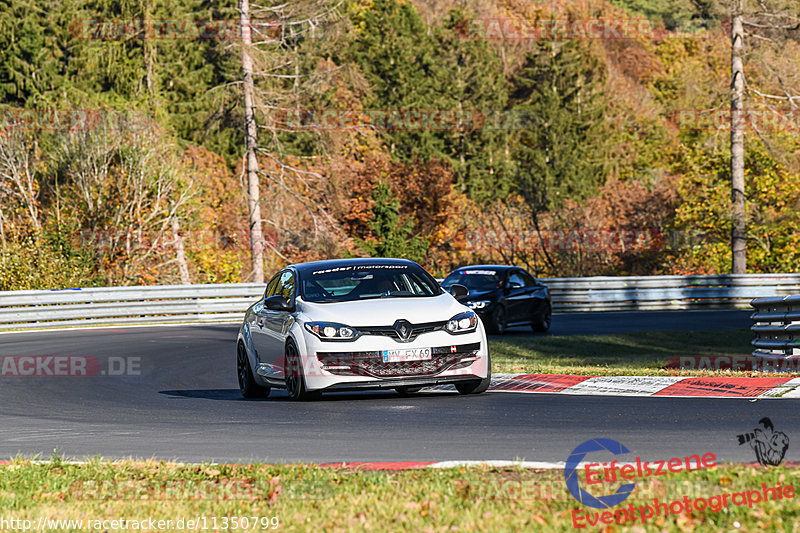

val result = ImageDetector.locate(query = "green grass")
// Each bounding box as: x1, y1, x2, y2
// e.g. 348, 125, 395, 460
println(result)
1, 459, 798, 532
488, 329, 796, 377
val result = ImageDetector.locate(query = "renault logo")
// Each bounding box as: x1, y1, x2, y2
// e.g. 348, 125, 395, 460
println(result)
393, 319, 413, 342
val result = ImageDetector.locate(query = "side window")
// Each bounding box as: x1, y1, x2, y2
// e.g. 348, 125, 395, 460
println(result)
278, 271, 295, 301
508, 271, 525, 288
520, 271, 536, 288
265, 274, 281, 299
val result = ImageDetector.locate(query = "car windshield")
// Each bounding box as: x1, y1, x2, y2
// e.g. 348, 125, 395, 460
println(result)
300, 264, 442, 303
442, 269, 504, 291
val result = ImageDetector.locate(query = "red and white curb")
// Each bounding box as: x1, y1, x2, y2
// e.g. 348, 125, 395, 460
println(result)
317, 460, 566, 470
0, 459, 562, 469
318, 459, 800, 471
424, 375, 800, 399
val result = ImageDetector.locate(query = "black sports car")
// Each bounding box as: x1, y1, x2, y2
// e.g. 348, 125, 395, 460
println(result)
441, 265, 551, 334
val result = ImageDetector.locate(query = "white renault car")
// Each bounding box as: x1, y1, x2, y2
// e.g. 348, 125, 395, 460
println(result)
236, 258, 491, 400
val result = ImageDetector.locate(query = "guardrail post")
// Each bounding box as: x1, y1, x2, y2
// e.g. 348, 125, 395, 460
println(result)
750, 295, 800, 372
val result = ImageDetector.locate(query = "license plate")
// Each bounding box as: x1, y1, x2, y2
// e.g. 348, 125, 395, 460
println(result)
382, 347, 432, 363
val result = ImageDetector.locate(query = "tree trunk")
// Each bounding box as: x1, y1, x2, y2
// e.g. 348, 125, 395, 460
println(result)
730, 0, 746, 274
239, 0, 265, 283
171, 217, 191, 285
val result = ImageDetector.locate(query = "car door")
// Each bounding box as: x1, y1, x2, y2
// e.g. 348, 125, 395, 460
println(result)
251, 273, 282, 377
517, 269, 541, 323
504, 269, 530, 324
264, 270, 297, 378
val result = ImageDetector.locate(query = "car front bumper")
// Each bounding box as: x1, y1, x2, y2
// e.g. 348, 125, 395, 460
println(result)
295, 327, 490, 392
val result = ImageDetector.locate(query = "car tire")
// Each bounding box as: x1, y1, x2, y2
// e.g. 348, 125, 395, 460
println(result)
285, 339, 319, 401
531, 302, 552, 333
489, 305, 507, 335
237, 343, 270, 398
455, 353, 492, 395
395, 386, 423, 396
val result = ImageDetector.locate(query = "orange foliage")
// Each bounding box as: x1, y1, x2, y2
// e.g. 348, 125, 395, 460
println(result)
328, 153, 467, 275
180, 145, 250, 283
461, 176, 680, 277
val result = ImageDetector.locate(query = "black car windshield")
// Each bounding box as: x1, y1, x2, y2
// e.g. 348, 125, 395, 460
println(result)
442, 269, 504, 291
301, 264, 441, 303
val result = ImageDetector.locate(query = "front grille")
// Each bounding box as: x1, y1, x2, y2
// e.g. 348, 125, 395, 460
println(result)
317, 342, 481, 378
358, 320, 447, 342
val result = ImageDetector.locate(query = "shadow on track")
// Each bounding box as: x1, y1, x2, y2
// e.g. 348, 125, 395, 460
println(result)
160, 389, 252, 400
159, 389, 458, 402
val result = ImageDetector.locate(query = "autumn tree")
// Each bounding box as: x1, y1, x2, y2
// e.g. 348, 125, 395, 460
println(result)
236, 0, 343, 278
670, 141, 800, 274
53, 113, 191, 284
0, 125, 42, 234
730, 0, 800, 273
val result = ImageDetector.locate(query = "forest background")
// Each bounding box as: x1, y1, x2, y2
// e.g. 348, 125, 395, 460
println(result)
1, 0, 799, 289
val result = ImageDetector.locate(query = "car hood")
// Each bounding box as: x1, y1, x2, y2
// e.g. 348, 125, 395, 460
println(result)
297, 293, 467, 326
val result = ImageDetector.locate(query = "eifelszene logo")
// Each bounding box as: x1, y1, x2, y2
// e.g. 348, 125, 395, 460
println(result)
564, 438, 716, 509
737, 417, 789, 466
566, 438, 795, 528
564, 438, 636, 509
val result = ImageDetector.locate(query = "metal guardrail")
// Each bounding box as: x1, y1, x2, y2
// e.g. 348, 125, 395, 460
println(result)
750, 295, 800, 367
1, 274, 798, 330
547, 273, 800, 312
0, 284, 266, 330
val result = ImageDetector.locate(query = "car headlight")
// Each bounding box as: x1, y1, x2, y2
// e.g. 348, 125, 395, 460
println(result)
467, 300, 491, 310
445, 311, 478, 334
304, 322, 359, 341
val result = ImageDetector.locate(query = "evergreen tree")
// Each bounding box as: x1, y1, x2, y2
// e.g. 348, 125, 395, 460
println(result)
344, 2, 511, 201
432, 10, 512, 203
346, 0, 446, 161
607, 0, 716, 32
0, 0, 78, 106
68, 0, 241, 161
511, 41, 610, 212
359, 181, 428, 262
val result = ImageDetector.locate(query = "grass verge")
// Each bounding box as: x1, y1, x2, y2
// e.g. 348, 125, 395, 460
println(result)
0, 459, 798, 532
488, 329, 800, 377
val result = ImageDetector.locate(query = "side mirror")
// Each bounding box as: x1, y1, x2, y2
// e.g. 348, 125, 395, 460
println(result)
508, 281, 522, 289
264, 294, 293, 312
448, 284, 469, 300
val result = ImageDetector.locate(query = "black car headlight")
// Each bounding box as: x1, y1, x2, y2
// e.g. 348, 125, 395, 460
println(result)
304, 321, 359, 341
445, 311, 478, 334
467, 300, 491, 310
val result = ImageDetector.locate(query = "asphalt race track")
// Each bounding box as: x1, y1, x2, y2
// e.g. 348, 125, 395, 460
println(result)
2, 309, 797, 465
